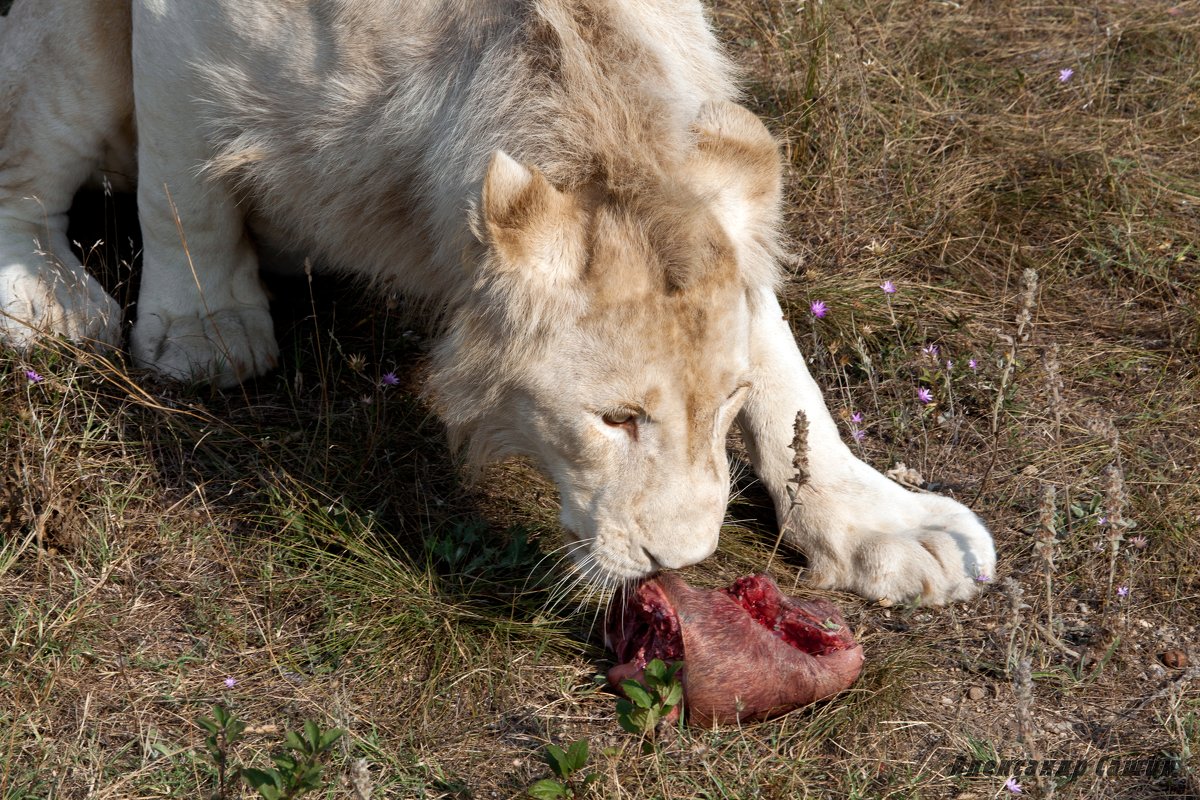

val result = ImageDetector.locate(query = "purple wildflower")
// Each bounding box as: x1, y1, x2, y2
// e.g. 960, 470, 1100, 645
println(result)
1005, 777, 1023, 794
1117, 585, 1129, 599
922, 344, 939, 358
851, 429, 866, 442
850, 412, 863, 424
946, 360, 954, 371
1058, 67, 1074, 83
975, 572, 992, 583
917, 387, 934, 404
880, 280, 896, 294
968, 358, 978, 371
1097, 515, 1107, 526
380, 371, 399, 387
25, 370, 43, 383
224, 677, 237, 688
1129, 535, 1148, 550
810, 300, 828, 319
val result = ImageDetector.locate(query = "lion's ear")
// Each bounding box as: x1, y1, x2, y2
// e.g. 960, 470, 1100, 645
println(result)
688, 102, 783, 287
690, 101, 782, 211
480, 151, 581, 281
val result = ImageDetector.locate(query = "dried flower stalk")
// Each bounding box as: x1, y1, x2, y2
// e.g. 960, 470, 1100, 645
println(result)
1003, 577, 1029, 671
1103, 463, 1129, 602
350, 758, 373, 800
991, 268, 1039, 434
1015, 268, 1039, 343
1043, 344, 1064, 443
1036, 484, 1057, 628
790, 409, 810, 490
1013, 655, 1037, 745
769, 410, 809, 572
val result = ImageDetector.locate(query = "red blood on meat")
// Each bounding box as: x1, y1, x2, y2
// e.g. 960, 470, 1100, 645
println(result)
605, 573, 863, 726
725, 575, 854, 655
606, 578, 684, 682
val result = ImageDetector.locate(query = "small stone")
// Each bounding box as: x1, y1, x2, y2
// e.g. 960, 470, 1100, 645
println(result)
967, 686, 987, 701
1161, 649, 1188, 669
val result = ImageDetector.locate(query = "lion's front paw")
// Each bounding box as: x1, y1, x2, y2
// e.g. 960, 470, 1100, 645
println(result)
131, 306, 279, 388
0, 262, 122, 349
790, 481, 995, 605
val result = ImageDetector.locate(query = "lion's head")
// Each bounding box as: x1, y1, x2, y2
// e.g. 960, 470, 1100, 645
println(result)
428, 101, 781, 582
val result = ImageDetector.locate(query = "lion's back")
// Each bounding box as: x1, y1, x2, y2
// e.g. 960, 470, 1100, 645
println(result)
184, 0, 740, 295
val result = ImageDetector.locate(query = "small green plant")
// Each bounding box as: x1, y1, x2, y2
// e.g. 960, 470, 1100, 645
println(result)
428, 520, 545, 586
615, 658, 684, 737
240, 720, 344, 800
196, 707, 344, 800
527, 740, 598, 799
197, 705, 246, 799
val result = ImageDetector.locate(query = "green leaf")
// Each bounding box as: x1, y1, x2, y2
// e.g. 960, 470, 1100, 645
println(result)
630, 708, 657, 732
617, 712, 642, 735
197, 716, 220, 736
272, 754, 300, 773
241, 767, 284, 799
643, 659, 666, 683
319, 728, 343, 751
150, 741, 179, 759
284, 731, 306, 752
620, 681, 653, 709
660, 681, 683, 709
293, 763, 324, 790
544, 743, 570, 779
304, 719, 321, 749
565, 740, 589, 773
527, 779, 569, 800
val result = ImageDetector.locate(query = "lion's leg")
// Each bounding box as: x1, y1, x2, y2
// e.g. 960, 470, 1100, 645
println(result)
126, 5, 278, 388
737, 288, 996, 605
0, 1, 130, 348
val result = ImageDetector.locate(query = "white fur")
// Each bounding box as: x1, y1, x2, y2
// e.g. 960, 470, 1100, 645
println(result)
0, 0, 994, 603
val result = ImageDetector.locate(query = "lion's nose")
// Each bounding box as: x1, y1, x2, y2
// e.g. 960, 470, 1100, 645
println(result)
642, 531, 719, 571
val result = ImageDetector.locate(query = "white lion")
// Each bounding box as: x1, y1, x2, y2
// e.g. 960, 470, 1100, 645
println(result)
0, 0, 994, 603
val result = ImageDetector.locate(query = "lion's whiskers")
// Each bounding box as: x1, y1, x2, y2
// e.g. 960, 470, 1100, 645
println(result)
522, 537, 591, 598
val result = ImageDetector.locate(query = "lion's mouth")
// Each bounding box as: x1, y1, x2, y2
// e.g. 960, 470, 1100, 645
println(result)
561, 528, 658, 580
605, 573, 863, 725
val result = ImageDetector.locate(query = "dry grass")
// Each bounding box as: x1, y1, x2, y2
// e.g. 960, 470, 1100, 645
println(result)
3, 1, 1200, 797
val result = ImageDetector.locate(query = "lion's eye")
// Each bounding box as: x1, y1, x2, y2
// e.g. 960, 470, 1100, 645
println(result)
602, 409, 637, 427
600, 408, 640, 439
